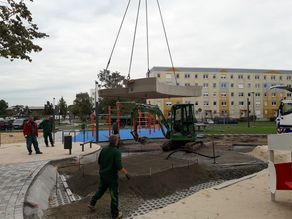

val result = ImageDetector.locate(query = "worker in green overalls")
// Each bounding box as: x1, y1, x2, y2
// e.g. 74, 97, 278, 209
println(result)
88, 135, 129, 219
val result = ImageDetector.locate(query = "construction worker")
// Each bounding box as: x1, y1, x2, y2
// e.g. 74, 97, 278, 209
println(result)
88, 135, 129, 219
23, 116, 42, 155
39, 116, 54, 147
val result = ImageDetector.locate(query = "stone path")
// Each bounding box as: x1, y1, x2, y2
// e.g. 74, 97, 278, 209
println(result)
0, 161, 48, 219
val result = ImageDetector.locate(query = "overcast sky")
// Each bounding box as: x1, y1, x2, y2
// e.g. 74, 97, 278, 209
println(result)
1, 0, 292, 106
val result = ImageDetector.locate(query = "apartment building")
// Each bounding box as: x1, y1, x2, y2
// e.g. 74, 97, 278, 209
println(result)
148, 66, 292, 119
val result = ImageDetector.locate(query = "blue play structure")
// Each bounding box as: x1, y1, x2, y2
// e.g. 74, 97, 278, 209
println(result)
74, 128, 164, 142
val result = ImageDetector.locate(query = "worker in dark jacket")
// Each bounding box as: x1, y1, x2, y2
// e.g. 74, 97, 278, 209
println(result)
88, 135, 129, 219
23, 117, 42, 155
39, 116, 54, 147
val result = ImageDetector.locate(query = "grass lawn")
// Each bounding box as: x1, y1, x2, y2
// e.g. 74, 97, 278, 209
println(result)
204, 121, 276, 135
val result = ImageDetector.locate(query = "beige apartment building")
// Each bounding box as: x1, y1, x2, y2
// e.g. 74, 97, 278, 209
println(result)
148, 66, 292, 120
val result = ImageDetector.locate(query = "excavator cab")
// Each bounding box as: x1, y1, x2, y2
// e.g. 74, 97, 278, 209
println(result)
170, 104, 196, 142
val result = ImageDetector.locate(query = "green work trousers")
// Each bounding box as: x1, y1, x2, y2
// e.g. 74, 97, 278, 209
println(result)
90, 177, 119, 218
26, 135, 40, 153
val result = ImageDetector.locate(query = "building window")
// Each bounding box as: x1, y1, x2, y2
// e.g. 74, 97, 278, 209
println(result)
213, 101, 217, 106
166, 102, 172, 106
157, 73, 160, 78
239, 101, 244, 106
185, 83, 190, 86
213, 75, 216, 79
221, 101, 227, 106
203, 74, 208, 79
264, 110, 268, 115
213, 83, 216, 88
213, 93, 217, 97
221, 83, 227, 88
271, 75, 276, 80
204, 101, 209, 106
248, 83, 251, 88
203, 83, 208, 88
231, 83, 234, 88
230, 75, 234, 79
195, 74, 198, 78
288, 93, 292, 97
255, 92, 260, 97
238, 75, 243, 79
231, 92, 234, 97
176, 74, 179, 78
247, 75, 250, 79
203, 92, 209, 97
256, 101, 261, 105
272, 93, 276, 97
279, 76, 282, 80
231, 101, 234, 105
195, 101, 198, 105
264, 75, 266, 80
255, 84, 260, 88
255, 75, 260, 80
221, 93, 227, 97
287, 76, 291, 80
238, 84, 244, 89
264, 84, 268, 88
220, 75, 226, 79
272, 101, 277, 106
239, 92, 244, 97
185, 74, 190, 78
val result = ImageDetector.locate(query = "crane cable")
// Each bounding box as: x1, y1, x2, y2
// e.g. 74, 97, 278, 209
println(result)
105, 0, 132, 72
127, 0, 141, 80
156, 0, 178, 86
145, 0, 150, 77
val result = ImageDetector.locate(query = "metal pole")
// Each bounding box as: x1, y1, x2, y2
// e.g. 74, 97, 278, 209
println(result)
95, 81, 99, 143
247, 98, 250, 128
53, 97, 56, 142
252, 92, 255, 123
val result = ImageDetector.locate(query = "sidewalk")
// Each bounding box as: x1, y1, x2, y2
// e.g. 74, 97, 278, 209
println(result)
0, 140, 101, 219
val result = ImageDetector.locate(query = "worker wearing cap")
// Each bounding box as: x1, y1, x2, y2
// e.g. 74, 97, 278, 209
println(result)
88, 135, 129, 219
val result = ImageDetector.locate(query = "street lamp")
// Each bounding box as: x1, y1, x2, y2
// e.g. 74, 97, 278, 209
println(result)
95, 81, 99, 143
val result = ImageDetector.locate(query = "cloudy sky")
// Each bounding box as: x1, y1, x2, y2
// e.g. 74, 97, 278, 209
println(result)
1, 0, 292, 106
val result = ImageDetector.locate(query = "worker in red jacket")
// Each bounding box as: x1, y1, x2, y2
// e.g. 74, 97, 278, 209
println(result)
23, 117, 42, 155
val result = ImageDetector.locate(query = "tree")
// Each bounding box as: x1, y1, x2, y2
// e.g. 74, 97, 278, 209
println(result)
58, 96, 67, 119
97, 69, 125, 89
44, 101, 53, 115
0, 99, 8, 115
12, 104, 30, 117
0, 0, 49, 61
73, 92, 93, 120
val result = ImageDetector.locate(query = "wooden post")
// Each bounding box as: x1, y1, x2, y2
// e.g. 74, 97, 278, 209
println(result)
108, 106, 111, 137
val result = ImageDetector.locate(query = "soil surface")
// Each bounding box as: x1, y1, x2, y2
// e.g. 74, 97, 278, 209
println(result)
44, 137, 267, 219
0, 131, 43, 144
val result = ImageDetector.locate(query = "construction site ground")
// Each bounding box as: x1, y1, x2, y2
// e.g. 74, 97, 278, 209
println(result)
44, 135, 268, 219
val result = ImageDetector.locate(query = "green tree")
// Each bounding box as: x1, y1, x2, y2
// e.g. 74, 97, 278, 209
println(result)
73, 92, 93, 120
0, 99, 8, 115
58, 96, 67, 119
97, 69, 125, 89
44, 101, 53, 115
0, 0, 49, 61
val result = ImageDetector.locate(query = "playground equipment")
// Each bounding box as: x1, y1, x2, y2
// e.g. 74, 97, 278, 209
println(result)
269, 85, 292, 133
268, 133, 292, 201
130, 103, 203, 151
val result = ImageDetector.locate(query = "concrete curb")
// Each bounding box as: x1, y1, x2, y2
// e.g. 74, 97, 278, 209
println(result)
23, 145, 101, 219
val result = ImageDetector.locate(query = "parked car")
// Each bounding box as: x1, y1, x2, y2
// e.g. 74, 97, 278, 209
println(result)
0, 119, 13, 130
12, 118, 28, 129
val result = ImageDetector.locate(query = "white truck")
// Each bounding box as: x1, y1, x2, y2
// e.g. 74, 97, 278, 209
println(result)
270, 85, 292, 133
